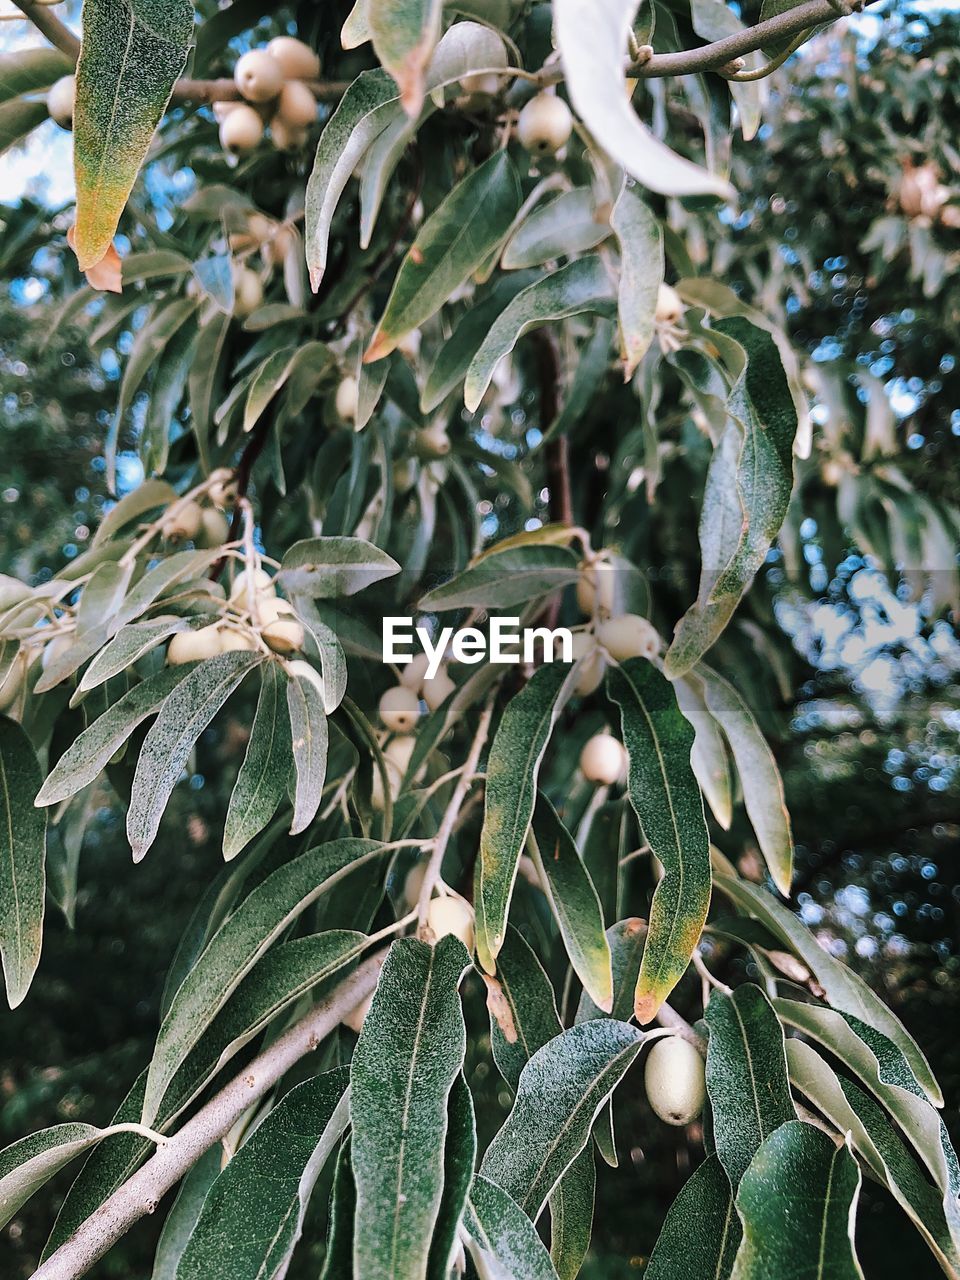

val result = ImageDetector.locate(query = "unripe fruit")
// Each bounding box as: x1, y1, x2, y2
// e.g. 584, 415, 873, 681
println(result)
212, 101, 242, 124
342, 992, 373, 1034
209, 475, 239, 509
597, 614, 659, 662
415, 425, 451, 459
199, 507, 231, 548
517, 92, 573, 155
461, 71, 502, 96
379, 685, 421, 733
276, 80, 317, 127
335, 375, 359, 424
168, 625, 225, 665
426, 895, 475, 953
256, 597, 294, 626
400, 653, 431, 692
270, 115, 309, 152
570, 631, 606, 696
162, 501, 203, 545
219, 103, 265, 153
644, 1036, 706, 1126
229, 567, 276, 602
655, 282, 684, 325
371, 734, 417, 810
41, 632, 74, 672
267, 35, 321, 80
403, 860, 427, 909
576, 560, 616, 618
218, 627, 258, 653
47, 75, 76, 129
580, 732, 628, 785
234, 50, 284, 103
422, 668, 455, 712
262, 617, 304, 655
233, 266, 264, 319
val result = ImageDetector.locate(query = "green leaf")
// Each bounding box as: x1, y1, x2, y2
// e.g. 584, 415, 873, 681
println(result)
141, 838, 382, 1126
114, 548, 225, 629
465, 1174, 561, 1280
428, 1074, 477, 1280
730, 1121, 864, 1280
464, 257, 616, 413
127, 652, 262, 862
294, 599, 349, 714
476, 662, 579, 974
80, 618, 192, 692
189, 310, 232, 464
243, 347, 298, 433
483, 926, 562, 1094
502, 188, 611, 271
36, 665, 192, 807
0, 98, 48, 157
644, 1154, 741, 1280
175, 1069, 350, 1280
715, 873, 942, 1105
369, 0, 443, 116
279, 536, 401, 599
320, 1138, 356, 1280
704, 985, 795, 1188
286, 665, 329, 836
553, 0, 734, 201
698, 665, 793, 893
788, 1039, 960, 1273
610, 181, 663, 379
305, 69, 404, 290
529, 796, 613, 1013
0, 1124, 115, 1230
672, 674, 733, 831
223, 664, 293, 860
0, 48, 73, 102
480, 1020, 644, 1220
366, 152, 521, 362
92, 478, 177, 547
576, 917, 647, 1026
0, 717, 46, 1008
73, 0, 193, 270
607, 658, 711, 1023
121, 250, 193, 284
666, 318, 798, 677
690, 0, 763, 140
419, 544, 580, 611
150, 1147, 221, 1280
549, 1144, 596, 1280
351, 935, 471, 1279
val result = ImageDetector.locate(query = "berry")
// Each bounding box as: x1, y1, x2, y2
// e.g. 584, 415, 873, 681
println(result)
162, 501, 203, 545
167, 625, 225, 665
422, 668, 455, 712
218, 627, 258, 653
270, 115, 309, 152
335, 375, 359, 424
233, 266, 264, 319
597, 614, 659, 662
400, 654, 431, 692
234, 50, 284, 104
426, 896, 475, 952
229, 567, 276, 602
275, 80, 317, 128
655, 283, 684, 325
517, 92, 573, 155
198, 508, 231, 548
576, 559, 616, 618
570, 631, 606, 696
580, 732, 627, 785
267, 36, 321, 80
644, 1037, 706, 1126
219, 103, 265, 153
47, 75, 76, 129
262, 617, 304, 655
379, 685, 421, 733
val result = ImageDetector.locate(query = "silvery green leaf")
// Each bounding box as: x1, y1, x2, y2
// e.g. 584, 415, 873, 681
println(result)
428, 1073, 477, 1280
672, 673, 733, 830
644, 1154, 741, 1280
465, 1175, 561, 1280
0, 717, 46, 1009
279, 536, 401, 599
223, 663, 293, 860
286, 665, 329, 837
150, 1147, 220, 1280
610, 181, 663, 378
502, 188, 611, 270
419, 544, 580, 611
79, 618, 193, 692
368, 0, 444, 117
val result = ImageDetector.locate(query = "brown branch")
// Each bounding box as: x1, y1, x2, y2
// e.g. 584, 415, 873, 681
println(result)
10, 0, 80, 59
170, 77, 351, 107
32, 954, 385, 1280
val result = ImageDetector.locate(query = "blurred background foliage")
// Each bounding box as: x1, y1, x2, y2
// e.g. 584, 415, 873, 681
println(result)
0, 1, 958, 1275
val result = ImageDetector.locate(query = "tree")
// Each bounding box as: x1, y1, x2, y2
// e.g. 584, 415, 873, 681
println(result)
0, 1, 957, 1278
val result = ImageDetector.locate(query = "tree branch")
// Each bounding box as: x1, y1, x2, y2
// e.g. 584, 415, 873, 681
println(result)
10, 0, 80, 59
169, 77, 351, 106
32, 953, 385, 1280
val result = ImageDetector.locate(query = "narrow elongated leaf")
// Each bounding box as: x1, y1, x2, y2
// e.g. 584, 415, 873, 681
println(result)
529, 796, 613, 1013
644, 1154, 741, 1280
502, 188, 610, 270
175, 1069, 350, 1280
0, 48, 73, 102
666, 319, 798, 677
320, 1139, 356, 1280
476, 662, 579, 974
36, 665, 191, 807
150, 1147, 220, 1280
115, 548, 225, 628
610, 182, 663, 378
127, 652, 262, 861
465, 257, 616, 412
351, 935, 471, 1280
369, 0, 443, 116
690, 0, 764, 139
92, 478, 177, 547
293, 599, 348, 714
607, 659, 711, 1023
73, 0, 193, 269
366, 152, 521, 362
428, 1074, 477, 1280
0, 718, 46, 1008
0, 98, 47, 157
286, 666, 329, 836
484, 926, 562, 1093
224, 664, 293, 860
715, 873, 942, 1104
730, 1121, 864, 1280
142, 838, 382, 1126
80, 617, 192, 692
279, 536, 401, 598
788, 1040, 960, 1274
549, 1145, 595, 1280
465, 1175, 561, 1280
480, 1020, 644, 1220
672, 674, 733, 830
554, 0, 734, 201
576, 918, 647, 1025
698, 665, 793, 892
420, 544, 579, 611
705, 985, 795, 1188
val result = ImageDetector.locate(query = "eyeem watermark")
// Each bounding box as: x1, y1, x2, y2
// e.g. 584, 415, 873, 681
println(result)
383, 617, 573, 680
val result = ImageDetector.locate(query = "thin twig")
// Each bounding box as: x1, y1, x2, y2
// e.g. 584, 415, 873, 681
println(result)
10, 0, 79, 58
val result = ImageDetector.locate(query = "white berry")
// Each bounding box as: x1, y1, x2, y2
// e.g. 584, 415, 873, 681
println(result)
162, 501, 203, 545
644, 1037, 706, 1126
426, 896, 475, 953
576, 560, 616, 618
167, 625, 225, 665
267, 35, 321, 80
335, 375, 359, 424
517, 92, 573, 155
570, 631, 606, 696
379, 685, 421, 733
655, 283, 684, 326
422, 668, 455, 712
275, 80, 317, 127
597, 614, 659, 662
579, 732, 628, 785
219, 103, 265, 153
234, 50, 284, 103
47, 75, 76, 129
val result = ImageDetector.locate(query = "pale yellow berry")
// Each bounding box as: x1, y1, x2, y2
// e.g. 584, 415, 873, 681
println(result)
579, 732, 628, 785
276, 80, 317, 127
400, 654, 431, 692
199, 508, 231, 548
233, 266, 264, 319
426, 896, 475, 953
576, 560, 616, 618
517, 92, 573, 155
597, 614, 659, 662
335, 375, 359, 424
415, 425, 451, 459
47, 75, 76, 129
234, 50, 284, 103
267, 35, 321, 80
229, 568, 276, 602
209, 476, 239, 509
422, 668, 455, 712
218, 627, 258, 652
644, 1037, 706, 1126
162, 501, 203, 545
270, 115, 309, 151
167, 625, 225, 665
262, 617, 304, 655
219, 103, 265, 153
655, 283, 684, 326
256, 597, 295, 628
570, 631, 606, 696
379, 685, 420, 733
403, 861, 427, 909
212, 101, 242, 124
